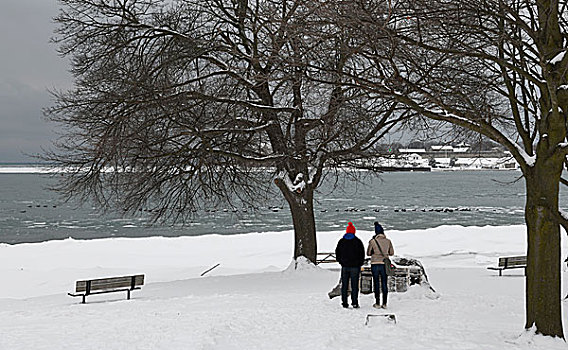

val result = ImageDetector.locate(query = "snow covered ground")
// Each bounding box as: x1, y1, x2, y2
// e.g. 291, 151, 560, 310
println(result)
0, 225, 566, 349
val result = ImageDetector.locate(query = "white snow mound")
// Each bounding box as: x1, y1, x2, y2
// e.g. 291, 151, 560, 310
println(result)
283, 256, 319, 274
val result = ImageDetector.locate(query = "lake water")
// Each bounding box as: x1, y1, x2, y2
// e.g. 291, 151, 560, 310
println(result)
1, 169, 565, 244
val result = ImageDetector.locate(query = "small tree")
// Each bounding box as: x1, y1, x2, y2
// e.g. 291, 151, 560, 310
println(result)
327, 0, 567, 337
45, 0, 404, 263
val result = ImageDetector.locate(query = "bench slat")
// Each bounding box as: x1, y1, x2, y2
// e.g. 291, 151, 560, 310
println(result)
489, 256, 527, 276
75, 275, 144, 293
498, 256, 527, 268
315, 252, 337, 264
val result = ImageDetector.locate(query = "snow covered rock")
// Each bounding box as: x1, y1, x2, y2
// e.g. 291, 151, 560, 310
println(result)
283, 256, 319, 274
327, 256, 435, 299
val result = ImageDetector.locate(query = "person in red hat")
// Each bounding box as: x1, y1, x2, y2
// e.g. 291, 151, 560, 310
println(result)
335, 222, 365, 308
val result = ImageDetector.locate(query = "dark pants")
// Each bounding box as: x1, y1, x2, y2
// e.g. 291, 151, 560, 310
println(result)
341, 266, 361, 306
371, 264, 388, 305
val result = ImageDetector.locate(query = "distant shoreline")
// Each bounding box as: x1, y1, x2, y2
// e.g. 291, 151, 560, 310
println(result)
0, 163, 521, 174
0, 164, 58, 174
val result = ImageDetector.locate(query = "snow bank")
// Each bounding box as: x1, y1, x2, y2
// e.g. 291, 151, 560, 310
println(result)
0, 224, 533, 299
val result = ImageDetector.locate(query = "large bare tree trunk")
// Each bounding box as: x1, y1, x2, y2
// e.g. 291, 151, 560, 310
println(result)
288, 194, 317, 263
524, 166, 564, 337
275, 180, 317, 263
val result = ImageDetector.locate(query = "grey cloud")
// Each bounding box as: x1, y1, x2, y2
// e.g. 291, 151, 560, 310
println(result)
0, 0, 71, 162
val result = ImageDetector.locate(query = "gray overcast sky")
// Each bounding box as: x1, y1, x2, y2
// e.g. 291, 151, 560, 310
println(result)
0, 1, 414, 164
0, 0, 71, 163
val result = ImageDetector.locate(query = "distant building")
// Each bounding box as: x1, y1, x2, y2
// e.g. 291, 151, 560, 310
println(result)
452, 146, 470, 152
429, 144, 470, 153
399, 148, 427, 153
431, 145, 454, 151
373, 142, 516, 171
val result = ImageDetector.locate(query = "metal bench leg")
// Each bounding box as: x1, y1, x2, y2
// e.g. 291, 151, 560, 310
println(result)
82, 295, 86, 304
127, 289, 131, 300
499, 270, 502, 277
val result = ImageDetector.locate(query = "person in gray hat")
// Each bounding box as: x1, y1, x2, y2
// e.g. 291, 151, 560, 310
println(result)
367, 222, 394, 309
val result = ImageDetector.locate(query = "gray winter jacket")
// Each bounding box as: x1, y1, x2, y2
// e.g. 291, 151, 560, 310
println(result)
367, 234, 394, 264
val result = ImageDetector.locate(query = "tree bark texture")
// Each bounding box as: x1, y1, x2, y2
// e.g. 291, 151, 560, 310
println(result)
524, 0, 567, 338
289, 196, 317, 263
275, 179, 317, 263
524, 165, 564, 337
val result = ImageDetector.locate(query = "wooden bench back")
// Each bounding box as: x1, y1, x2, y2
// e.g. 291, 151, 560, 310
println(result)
498, 256, 527, 268
315, 252, 337, 264
75, 274, 145, 293
315, 252, 371, 265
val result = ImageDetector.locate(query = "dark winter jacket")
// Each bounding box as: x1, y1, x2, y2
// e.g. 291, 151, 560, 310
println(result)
335, 233, 365, 267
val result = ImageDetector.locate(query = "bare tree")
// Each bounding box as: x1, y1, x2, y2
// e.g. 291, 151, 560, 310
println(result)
45, 0, 404, 263
326, 0, 568, 337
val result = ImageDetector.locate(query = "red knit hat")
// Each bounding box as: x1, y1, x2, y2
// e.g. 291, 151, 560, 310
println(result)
346, 222, 356, 234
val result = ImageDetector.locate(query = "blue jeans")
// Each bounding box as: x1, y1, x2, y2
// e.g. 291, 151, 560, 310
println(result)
341, 266, 361, 306
371, 264, 388, 305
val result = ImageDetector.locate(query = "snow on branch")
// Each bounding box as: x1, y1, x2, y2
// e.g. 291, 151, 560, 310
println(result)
200, 57, 256, 88
178, 91, 298, 113
512, 143, 536, 167
275, 170, 306, 195
210, 148, 286, 164
549, 50, 566, 65
199, 121, 276, 135
122, 17, 193, 40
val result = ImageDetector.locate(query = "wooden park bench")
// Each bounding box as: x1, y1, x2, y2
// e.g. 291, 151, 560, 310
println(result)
68, 274, 145, 304
315, 252, 371, 266
316, 253, 371, 265
315, 252, 338, 265
487, 256, 527, 276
